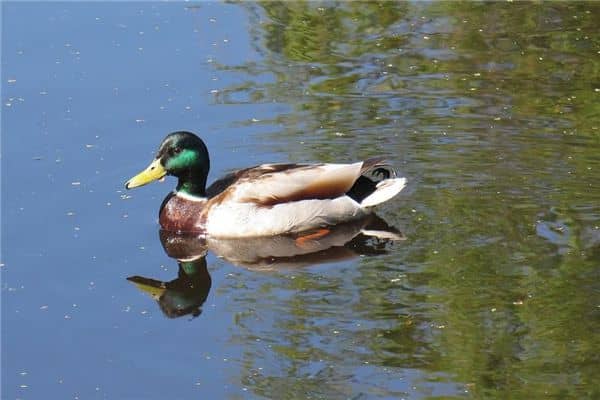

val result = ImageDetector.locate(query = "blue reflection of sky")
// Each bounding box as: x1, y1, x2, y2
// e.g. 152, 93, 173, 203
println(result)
2, 3, 270, 399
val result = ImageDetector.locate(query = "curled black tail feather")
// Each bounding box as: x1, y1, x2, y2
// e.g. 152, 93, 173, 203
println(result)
347, 158, 397, 203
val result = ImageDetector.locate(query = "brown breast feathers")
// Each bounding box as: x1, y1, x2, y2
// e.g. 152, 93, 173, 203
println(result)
159, 193, 207, 233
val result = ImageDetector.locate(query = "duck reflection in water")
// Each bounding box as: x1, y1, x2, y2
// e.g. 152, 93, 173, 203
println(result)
127, 238, 211, 319
127, 214, 403, 319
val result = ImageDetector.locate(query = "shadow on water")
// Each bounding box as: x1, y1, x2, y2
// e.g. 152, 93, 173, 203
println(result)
128, 214, 403, 319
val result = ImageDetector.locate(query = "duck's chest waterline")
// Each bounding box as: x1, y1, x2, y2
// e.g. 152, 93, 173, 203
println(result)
159, 192, 208, 233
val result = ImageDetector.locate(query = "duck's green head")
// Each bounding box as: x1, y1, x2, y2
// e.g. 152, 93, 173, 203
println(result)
125, 131, 210, 195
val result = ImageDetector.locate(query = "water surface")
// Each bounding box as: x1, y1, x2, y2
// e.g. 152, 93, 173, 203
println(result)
2, 2, 599, 399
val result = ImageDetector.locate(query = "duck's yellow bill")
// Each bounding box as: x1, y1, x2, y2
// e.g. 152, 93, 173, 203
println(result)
125, 158, 166, 189
127, 277, 167, 300
132, 282, 166, 300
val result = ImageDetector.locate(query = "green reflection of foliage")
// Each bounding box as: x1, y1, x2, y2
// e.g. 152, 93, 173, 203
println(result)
218, 1, 600, 399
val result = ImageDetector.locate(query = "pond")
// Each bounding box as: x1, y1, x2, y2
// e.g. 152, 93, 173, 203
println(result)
2, 2, 599, 399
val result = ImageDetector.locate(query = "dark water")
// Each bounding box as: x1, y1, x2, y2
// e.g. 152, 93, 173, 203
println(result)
2, 2, 599, 399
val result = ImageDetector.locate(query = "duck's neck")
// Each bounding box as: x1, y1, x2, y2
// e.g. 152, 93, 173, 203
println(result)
176, 168, 207, 197
177, 181, 206, 197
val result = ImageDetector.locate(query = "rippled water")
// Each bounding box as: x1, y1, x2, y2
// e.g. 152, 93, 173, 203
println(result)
2, 2, 599, 399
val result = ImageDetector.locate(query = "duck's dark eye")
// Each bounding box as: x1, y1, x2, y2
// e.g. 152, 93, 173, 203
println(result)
173, 147, 182, 154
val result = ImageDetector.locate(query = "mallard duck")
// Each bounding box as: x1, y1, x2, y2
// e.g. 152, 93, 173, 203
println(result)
125, 131, 406, 238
